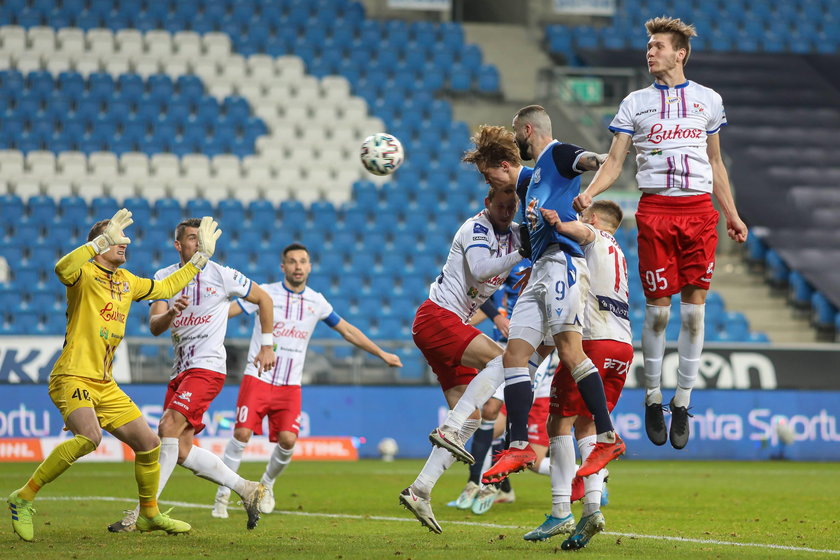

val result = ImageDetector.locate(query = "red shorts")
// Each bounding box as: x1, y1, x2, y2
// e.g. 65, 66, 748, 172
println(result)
527, 397, 550, 447
635, 193, 718, 298
550, 340, 633, 419
234, 375, 301, 440
164, 368, 226, 435
412, 299, 480, 391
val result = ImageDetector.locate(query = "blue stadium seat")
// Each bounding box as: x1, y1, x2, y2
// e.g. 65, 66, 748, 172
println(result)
153, 198, 182, 226
186, 199, 213, 217
0, 194, 24, 225
217, 199, 245, 226
247, 199, 276, 233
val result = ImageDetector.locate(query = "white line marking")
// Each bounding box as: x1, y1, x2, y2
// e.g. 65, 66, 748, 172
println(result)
40, 496, 840, 555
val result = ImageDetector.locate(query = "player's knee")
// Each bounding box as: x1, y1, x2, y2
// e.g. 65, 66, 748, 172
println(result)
570, 358, 596, 382
645, 304, 670, 333
158, 410, 186, 437
77, 430, 101, 450
481, 399, 501, 420
277, 432, 297, 450
233, 428, 253, 443
680, 303, 705, 338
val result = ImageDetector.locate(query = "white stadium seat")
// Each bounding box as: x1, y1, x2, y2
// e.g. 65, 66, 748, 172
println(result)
14, 52, 43, 73
0, 151, 25, 181
75, 179, 109, 202
274, 56, 305, 82
115, 29, 143, 57
311, 105, 340, 126
130, 55, 160, 77
86, 29, 114, 54
202, 32, 231, 58
0, 26, 27, 57
57, 28, 85, 56
44, 179, 73, 199
341, 97, 369, 122
27, 27, 56, 56
137, 180, 169, 201
57, 152, 89, 181
26, 151, 57, 180
150, 154, 180, 182
15, 178, 42, 197
88, 152, 119, 182
119, 152, 150, 179
162, 57, 189, 79
144, 30, 173, 58
235, 82, 262, 101
103, 54, 131, 75
72, 55, 100, 75
320, 75, 351, 100
173, 31, 202, 59
220, 54, 247, 82
210, 154, 241, 178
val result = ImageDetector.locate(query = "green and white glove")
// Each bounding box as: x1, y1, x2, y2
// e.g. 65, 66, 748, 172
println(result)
189, 216, 222, 269
90, 208, 133, 254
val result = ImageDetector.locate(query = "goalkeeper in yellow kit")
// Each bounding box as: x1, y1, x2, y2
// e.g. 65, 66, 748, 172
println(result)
6, 209, 222, 541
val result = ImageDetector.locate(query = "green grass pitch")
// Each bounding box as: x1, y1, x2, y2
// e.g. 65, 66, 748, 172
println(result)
2, 459, 838, 559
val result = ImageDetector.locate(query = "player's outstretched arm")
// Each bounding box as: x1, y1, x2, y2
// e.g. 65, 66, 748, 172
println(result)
332, 319, 403, 367
707, 134, 748, 243
55, 208, 133, 285
539, 208, 595, 245
464, 245, 524, 283
573, 133, 632, 212
241, 282, 277, 372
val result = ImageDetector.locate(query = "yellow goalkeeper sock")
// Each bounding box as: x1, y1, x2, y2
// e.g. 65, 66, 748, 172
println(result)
135, 445, 161, 518
18, 434, 97, 501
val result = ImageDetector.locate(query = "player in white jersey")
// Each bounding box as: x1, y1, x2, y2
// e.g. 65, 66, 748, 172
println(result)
524, 201, 633, 548
400, 125, 533, 534
574, 16, 748, 450
108, 219, 277, 533
212, 243, 401, 518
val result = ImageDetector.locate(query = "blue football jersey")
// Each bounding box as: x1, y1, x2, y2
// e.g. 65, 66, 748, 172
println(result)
522, 141, 586, 261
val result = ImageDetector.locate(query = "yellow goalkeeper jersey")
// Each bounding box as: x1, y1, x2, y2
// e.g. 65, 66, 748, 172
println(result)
51, 243, 201, 381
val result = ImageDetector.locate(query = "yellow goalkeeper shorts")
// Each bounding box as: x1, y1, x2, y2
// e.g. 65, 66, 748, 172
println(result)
49, 375, 143, 433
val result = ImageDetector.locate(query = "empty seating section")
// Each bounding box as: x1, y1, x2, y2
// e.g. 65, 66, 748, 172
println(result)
0, 0, 765, 375
545, 0, 840, 62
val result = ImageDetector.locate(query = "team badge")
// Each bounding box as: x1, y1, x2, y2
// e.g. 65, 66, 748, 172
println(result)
534, 167, 541, 183
473, 223, 489, 234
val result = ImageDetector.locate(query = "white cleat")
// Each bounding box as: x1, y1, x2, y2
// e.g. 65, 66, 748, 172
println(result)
258, 486, 275, 514
107, 508, 138, 533
212, 491, 229, 519
399, 487, 442, 534
451, 481, 480, 510
429, 426, 474, 465
240, 482, 266, 530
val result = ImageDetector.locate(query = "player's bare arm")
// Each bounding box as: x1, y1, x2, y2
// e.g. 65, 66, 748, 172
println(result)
574, 151, 608, 172
243, 282, 277, 372
332, 319, 403, 367
149, 296, 189, 336
539, 208, 596, 245
573, 133, 632, 212
228, 301, 244, 318
706, 133, 748, 243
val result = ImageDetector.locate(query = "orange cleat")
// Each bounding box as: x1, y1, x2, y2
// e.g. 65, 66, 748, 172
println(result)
481, 445, 537, 484
576, 434, 625, 478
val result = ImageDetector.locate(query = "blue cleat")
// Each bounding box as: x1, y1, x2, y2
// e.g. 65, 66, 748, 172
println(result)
561, 511, 606, 550
523, 513, 575, 541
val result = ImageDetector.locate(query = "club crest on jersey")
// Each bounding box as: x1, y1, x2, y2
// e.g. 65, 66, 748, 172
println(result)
692, 102, 706, 113
99, 326, 108, 339
467, 287, 478, 299
534, 167, 541, 183
205, 286, 218, 296
178, 391, 192, 402
473, 223, 489, 235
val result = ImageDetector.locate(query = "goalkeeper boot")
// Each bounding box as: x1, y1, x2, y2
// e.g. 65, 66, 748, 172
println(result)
561, 511, 605, 550
107, 508, 138, 533
212, 488, 229, 519
450, 481, 479, 509
136, 509, 191, 534
399, 487, 442, 534
523, 513, 575, 541
240, 481, 266, 530
470, 484, 500, 515
429, 426, 474, 465
8, 490, 36, 542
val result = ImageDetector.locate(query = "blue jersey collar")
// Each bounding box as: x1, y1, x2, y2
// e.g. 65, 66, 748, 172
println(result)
653, 80, 689, 90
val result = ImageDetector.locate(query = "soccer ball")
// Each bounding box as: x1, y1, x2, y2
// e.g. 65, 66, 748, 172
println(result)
377, 437, 399, 461
360, 133, 404, 176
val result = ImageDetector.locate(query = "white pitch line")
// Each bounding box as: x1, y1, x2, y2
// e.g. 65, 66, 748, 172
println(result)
40, 496, 840, 555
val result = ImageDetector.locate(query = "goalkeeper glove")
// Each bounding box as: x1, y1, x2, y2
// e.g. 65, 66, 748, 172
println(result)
189, 216, 222, 270
90, 208, 133, 255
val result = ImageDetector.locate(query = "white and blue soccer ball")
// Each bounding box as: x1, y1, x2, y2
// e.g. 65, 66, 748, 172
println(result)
377, 437, 399, 461
360, 133, 404, 176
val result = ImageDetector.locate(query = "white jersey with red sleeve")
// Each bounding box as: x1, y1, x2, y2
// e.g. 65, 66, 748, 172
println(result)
239, 282, 340, 386
429, 209, 522, 322
153, 260, 252, 378
579, 225, 631, 343
609, 80, 726, 196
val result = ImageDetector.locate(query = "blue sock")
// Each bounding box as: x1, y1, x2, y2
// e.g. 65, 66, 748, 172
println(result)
503, 380, 533, 443
576, 373, 614, 434
468, 424, 495, 484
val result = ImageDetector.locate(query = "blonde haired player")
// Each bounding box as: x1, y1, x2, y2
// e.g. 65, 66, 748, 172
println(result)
6, 210, 220, 541
574, 16, 748, 449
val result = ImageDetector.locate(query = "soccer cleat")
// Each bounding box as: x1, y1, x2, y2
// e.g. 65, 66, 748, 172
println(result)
571, 475, 585, 503
576, 434, 625, 478
211, 491, 229, 519
8, 490, 36, 542
494, 488, 516, 504
523, 513, 575, 541
107, 508, 138, 533
470, 485, 499, 515
669, 398, 693, 450
136, 509, 191, 534
429, 426, 474, 465
258, 486, 275, 514
481, 445, 536, 484
452, 481, 479, 510
645, 402, 667, 446
561, 510, 605, 550
399, 487, 442, 534
240, 482, 266, 530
